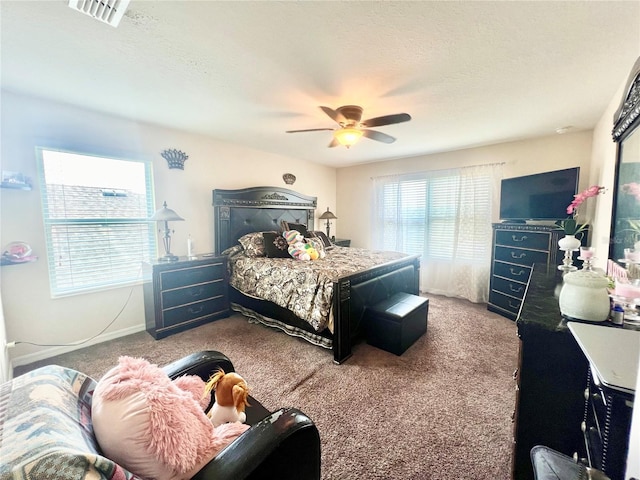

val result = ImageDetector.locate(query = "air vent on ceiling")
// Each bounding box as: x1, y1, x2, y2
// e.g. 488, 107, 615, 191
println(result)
68, 0, 131, 28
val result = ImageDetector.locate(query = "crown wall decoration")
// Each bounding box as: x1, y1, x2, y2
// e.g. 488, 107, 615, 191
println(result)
161, 149, 189, 170
282, 173, 296, 185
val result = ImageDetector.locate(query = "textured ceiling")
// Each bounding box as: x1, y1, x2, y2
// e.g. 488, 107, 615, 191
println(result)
2, 1, 639, 167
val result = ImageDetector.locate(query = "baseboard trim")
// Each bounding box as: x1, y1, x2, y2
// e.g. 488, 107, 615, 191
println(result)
10, 324, 146, 368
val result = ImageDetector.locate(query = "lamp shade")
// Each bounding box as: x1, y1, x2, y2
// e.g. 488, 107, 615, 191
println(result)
149, 201, 184, 222
334, 128, 363, 147
319, 208, 337, 220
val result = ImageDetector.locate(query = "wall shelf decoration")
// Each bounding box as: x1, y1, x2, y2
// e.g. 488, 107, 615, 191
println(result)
160, 149, 189, 170
1, 241, 37, 266
1, 171, 31, 190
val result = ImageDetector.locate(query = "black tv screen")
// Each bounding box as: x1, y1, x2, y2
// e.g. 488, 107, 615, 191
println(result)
499, 167, 580, 221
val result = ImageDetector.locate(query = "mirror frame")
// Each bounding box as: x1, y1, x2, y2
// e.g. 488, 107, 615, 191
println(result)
610, 56, 640, 264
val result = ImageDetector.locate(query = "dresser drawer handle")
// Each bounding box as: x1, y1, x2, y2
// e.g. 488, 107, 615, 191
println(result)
512, 235, 528, 242
509, 301, 520, 309
189, 287, 205, 297
188, 305, 205, 315
509, 285, 523, 293
510, 252, 526, 259
509, 268, 526, 276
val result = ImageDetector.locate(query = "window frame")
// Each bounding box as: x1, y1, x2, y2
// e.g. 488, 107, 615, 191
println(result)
375, 169, 494, 263
36, 146, 156, 297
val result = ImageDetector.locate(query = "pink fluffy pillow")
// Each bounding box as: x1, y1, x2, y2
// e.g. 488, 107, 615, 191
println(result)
92, 356, 249, 480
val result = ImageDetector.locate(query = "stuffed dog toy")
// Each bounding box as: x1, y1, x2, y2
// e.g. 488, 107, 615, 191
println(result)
205, 369, 250, 427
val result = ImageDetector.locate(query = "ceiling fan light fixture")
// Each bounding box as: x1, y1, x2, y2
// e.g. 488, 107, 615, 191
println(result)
334, 128, 363, 147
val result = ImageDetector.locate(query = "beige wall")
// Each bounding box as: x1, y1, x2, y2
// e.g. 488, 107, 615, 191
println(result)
337, 131, 595, 250
0, 291, 8, 382
0, 63, 631, 373
0, 91, 335, 367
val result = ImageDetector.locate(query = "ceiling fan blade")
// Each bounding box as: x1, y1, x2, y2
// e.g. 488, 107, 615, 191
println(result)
320, 106, 346, 124
328, 137, 340, 148
361, 113, 411, 128
286, 128, 334, 133
362, 129, 396, 144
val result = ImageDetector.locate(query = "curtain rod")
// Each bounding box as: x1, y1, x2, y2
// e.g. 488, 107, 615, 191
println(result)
370, 161, 506, 180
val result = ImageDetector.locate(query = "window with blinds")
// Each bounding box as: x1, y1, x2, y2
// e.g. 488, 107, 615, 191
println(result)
37, 148, 155, 297
377, 170, 493, 262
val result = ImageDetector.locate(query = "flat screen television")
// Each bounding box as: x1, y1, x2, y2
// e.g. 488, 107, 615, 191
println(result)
499, 167, 580, 222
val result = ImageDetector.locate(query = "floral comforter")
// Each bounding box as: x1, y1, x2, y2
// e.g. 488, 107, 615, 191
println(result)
228, 246, 407, 332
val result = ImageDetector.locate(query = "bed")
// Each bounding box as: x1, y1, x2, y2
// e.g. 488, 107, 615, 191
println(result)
212, 186, 420, 364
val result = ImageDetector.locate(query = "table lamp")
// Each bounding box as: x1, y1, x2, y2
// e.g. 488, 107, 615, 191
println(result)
149, 201, 184, 261
319, 207, 337, 239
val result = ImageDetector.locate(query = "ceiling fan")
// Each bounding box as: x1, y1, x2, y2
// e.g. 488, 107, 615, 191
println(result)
286, 105, 411, 148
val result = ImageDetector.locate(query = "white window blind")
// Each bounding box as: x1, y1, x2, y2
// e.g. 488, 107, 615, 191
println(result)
373, 163, 501, 302
376, 169, 493, 262
37, 148, 155, 297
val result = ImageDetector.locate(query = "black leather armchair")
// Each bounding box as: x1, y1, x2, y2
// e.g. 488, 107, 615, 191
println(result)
0, 351, 321, 480
164, 351, 321, 480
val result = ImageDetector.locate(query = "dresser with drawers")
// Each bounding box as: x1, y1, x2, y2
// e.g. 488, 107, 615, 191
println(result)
488, 223, 566, 320
512, 266, 590, 480
143, 255, 230, 339
569, 322, 637, 480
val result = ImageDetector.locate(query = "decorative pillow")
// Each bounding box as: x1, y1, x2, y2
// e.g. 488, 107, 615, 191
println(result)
263, 232, 291, 258
220, 244, 243, 257
92, 356, 249, 480
0, 365, 134, 480
309, 230, 334, 250
281, 221, 308, 237
238, 231, 275, 257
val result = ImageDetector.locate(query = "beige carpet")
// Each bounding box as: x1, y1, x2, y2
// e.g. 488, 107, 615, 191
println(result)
15, 294, 518, 480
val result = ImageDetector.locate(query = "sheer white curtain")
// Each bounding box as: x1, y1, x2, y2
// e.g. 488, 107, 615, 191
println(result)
372, 163, 502, 303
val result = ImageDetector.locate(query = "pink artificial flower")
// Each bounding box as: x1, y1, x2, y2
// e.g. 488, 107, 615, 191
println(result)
566, 185, 605, 216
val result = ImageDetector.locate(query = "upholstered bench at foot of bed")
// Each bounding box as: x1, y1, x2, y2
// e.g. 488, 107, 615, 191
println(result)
365, 292, 429, 355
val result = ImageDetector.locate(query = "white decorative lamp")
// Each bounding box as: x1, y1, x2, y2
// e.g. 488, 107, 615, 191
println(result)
149, 201, 184, 261
319, 207, 337, 239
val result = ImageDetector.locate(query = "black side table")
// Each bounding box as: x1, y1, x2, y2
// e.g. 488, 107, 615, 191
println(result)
333, 238, 351, 247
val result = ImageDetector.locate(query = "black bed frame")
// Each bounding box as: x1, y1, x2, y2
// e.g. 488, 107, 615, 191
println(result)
212, 186, 420, 364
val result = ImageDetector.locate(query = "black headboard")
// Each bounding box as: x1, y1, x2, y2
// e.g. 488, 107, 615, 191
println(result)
212, 186, 317, 254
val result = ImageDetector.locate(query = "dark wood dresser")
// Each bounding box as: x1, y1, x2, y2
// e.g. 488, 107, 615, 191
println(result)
569, 322, 637, 480
143, 255, 229, 339
512, 266, 589, 480
513, 266, 637, 480
489, 224, 563, 320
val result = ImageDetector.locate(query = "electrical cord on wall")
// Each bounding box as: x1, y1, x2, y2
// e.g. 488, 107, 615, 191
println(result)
8, 272, 139, 349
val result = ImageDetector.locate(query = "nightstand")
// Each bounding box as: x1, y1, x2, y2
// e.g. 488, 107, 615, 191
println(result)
143, 255, 229, 339
333, 238, 351, 247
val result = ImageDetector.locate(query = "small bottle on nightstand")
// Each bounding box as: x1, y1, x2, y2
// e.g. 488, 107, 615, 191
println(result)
187, 234, 195, 258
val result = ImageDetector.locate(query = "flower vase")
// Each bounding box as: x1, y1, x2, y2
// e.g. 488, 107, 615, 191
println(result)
557, 234, 581, 272
558, 235, 581, 251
